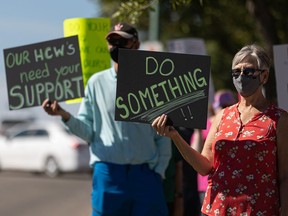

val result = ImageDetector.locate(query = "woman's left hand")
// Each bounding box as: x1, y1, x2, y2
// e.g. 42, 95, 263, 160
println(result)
151, 114, 177, 138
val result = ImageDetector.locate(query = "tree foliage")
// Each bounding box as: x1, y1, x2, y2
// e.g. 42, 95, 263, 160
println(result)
91, 0, 288, 102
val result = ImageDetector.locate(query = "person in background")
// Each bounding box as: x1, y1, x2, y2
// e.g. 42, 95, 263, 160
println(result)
42, 22, 171, 216
179, 127, 201, 216
163, 126, 200, 216
190, 89, 237, 215
163, 142, 184, 216
151, 44, 288, 215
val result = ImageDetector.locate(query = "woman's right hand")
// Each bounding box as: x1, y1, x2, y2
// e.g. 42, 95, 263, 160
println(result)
151, 114, 178, 138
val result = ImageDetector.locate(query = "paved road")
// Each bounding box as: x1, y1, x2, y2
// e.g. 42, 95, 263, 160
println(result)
0, 171, 92, 216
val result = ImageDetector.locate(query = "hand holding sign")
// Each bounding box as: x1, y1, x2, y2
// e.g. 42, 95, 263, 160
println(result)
115, 49, 211, 129
151, 114, 178, 138
42, 99, 71, 121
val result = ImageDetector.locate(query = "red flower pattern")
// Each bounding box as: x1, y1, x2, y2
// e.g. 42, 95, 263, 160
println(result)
202, 104, 284, 216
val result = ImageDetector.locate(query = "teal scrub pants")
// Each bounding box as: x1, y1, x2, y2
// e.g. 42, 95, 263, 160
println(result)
91, 162, 168, 216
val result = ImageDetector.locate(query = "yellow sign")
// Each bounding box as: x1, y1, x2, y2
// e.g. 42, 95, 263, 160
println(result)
63, 18, 111, 87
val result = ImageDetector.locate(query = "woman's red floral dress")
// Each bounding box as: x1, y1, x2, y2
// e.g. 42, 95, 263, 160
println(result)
202, 103, 285, 216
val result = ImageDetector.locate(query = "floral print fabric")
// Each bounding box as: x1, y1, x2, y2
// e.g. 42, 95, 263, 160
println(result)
202, 103, 284, 216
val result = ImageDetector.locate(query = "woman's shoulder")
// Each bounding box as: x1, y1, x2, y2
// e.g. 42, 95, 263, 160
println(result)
265, 104, 288, 130
219, 103, 238, 117
277, 107, 288, 124
268, 104, 288, 117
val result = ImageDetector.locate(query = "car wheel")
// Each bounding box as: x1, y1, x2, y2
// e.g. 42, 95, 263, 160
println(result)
44, 157, 60, 178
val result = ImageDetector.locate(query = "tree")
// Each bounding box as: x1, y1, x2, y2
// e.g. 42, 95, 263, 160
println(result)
91, 0, 288, 102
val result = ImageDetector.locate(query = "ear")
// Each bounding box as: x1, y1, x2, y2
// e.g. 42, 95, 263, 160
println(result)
261, 70, 269, 84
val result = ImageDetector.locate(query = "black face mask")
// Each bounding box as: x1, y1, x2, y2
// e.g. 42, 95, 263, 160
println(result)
108, 40, 135, 63
233, 74, 261, 97
109, 46, 119, 63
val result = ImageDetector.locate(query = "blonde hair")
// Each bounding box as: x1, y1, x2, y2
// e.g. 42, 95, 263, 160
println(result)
232, 44, 271, 71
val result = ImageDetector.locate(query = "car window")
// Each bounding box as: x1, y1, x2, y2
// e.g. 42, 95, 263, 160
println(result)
13, 129, 49, 138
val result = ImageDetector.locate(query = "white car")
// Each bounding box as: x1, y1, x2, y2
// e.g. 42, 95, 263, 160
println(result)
0, 120, 91, 177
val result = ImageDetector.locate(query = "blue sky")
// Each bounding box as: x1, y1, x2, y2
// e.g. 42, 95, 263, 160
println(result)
0, 0, 99, 47
0, 0, 100, 117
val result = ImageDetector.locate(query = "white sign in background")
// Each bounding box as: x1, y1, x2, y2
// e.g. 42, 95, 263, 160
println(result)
273, 44, 288, 111
167, 38, 215, 105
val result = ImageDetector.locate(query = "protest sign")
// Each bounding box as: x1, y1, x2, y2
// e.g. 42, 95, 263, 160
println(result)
273, 44, 288, 111
167, 38, 215, 105
167, 38, 207, 55
63, 18, 111, 87
115, 49, 211, 129
3, 36, 84, 110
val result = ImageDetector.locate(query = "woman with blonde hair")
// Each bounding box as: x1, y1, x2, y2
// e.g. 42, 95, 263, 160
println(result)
152, 44, 288, 215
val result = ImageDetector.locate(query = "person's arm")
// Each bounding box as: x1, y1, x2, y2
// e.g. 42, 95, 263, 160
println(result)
64, 93, 94, 143
277, 111, 288, 216
190, 129, 204, 153
42, 92, 94, 143
171, 128, 213, 176
152, 113, 221, 176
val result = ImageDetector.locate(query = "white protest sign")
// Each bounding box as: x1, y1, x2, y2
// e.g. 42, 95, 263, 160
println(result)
273, 44, 288, 111
167, 38, 215, 105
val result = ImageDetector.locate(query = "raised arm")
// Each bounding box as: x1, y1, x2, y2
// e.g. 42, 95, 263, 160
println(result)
42, 98, 93, 143
152, 114, 217, 176
190, 129, 204, 153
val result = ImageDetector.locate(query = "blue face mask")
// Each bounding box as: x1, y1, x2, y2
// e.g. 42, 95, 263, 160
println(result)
233, 74, 261, 97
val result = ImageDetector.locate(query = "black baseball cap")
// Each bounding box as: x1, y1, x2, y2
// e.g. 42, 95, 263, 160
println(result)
106, 22, 138, 40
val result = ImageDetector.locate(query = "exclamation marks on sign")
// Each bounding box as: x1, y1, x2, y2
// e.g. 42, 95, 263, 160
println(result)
187, 106, 193, 119
181, 106, 193, 121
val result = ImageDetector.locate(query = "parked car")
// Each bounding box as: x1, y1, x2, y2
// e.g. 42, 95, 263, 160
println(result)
0, 120, 90, 177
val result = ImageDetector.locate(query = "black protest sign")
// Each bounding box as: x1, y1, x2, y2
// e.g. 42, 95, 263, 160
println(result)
3, 36, 84, 110
115, 49, 211, 129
